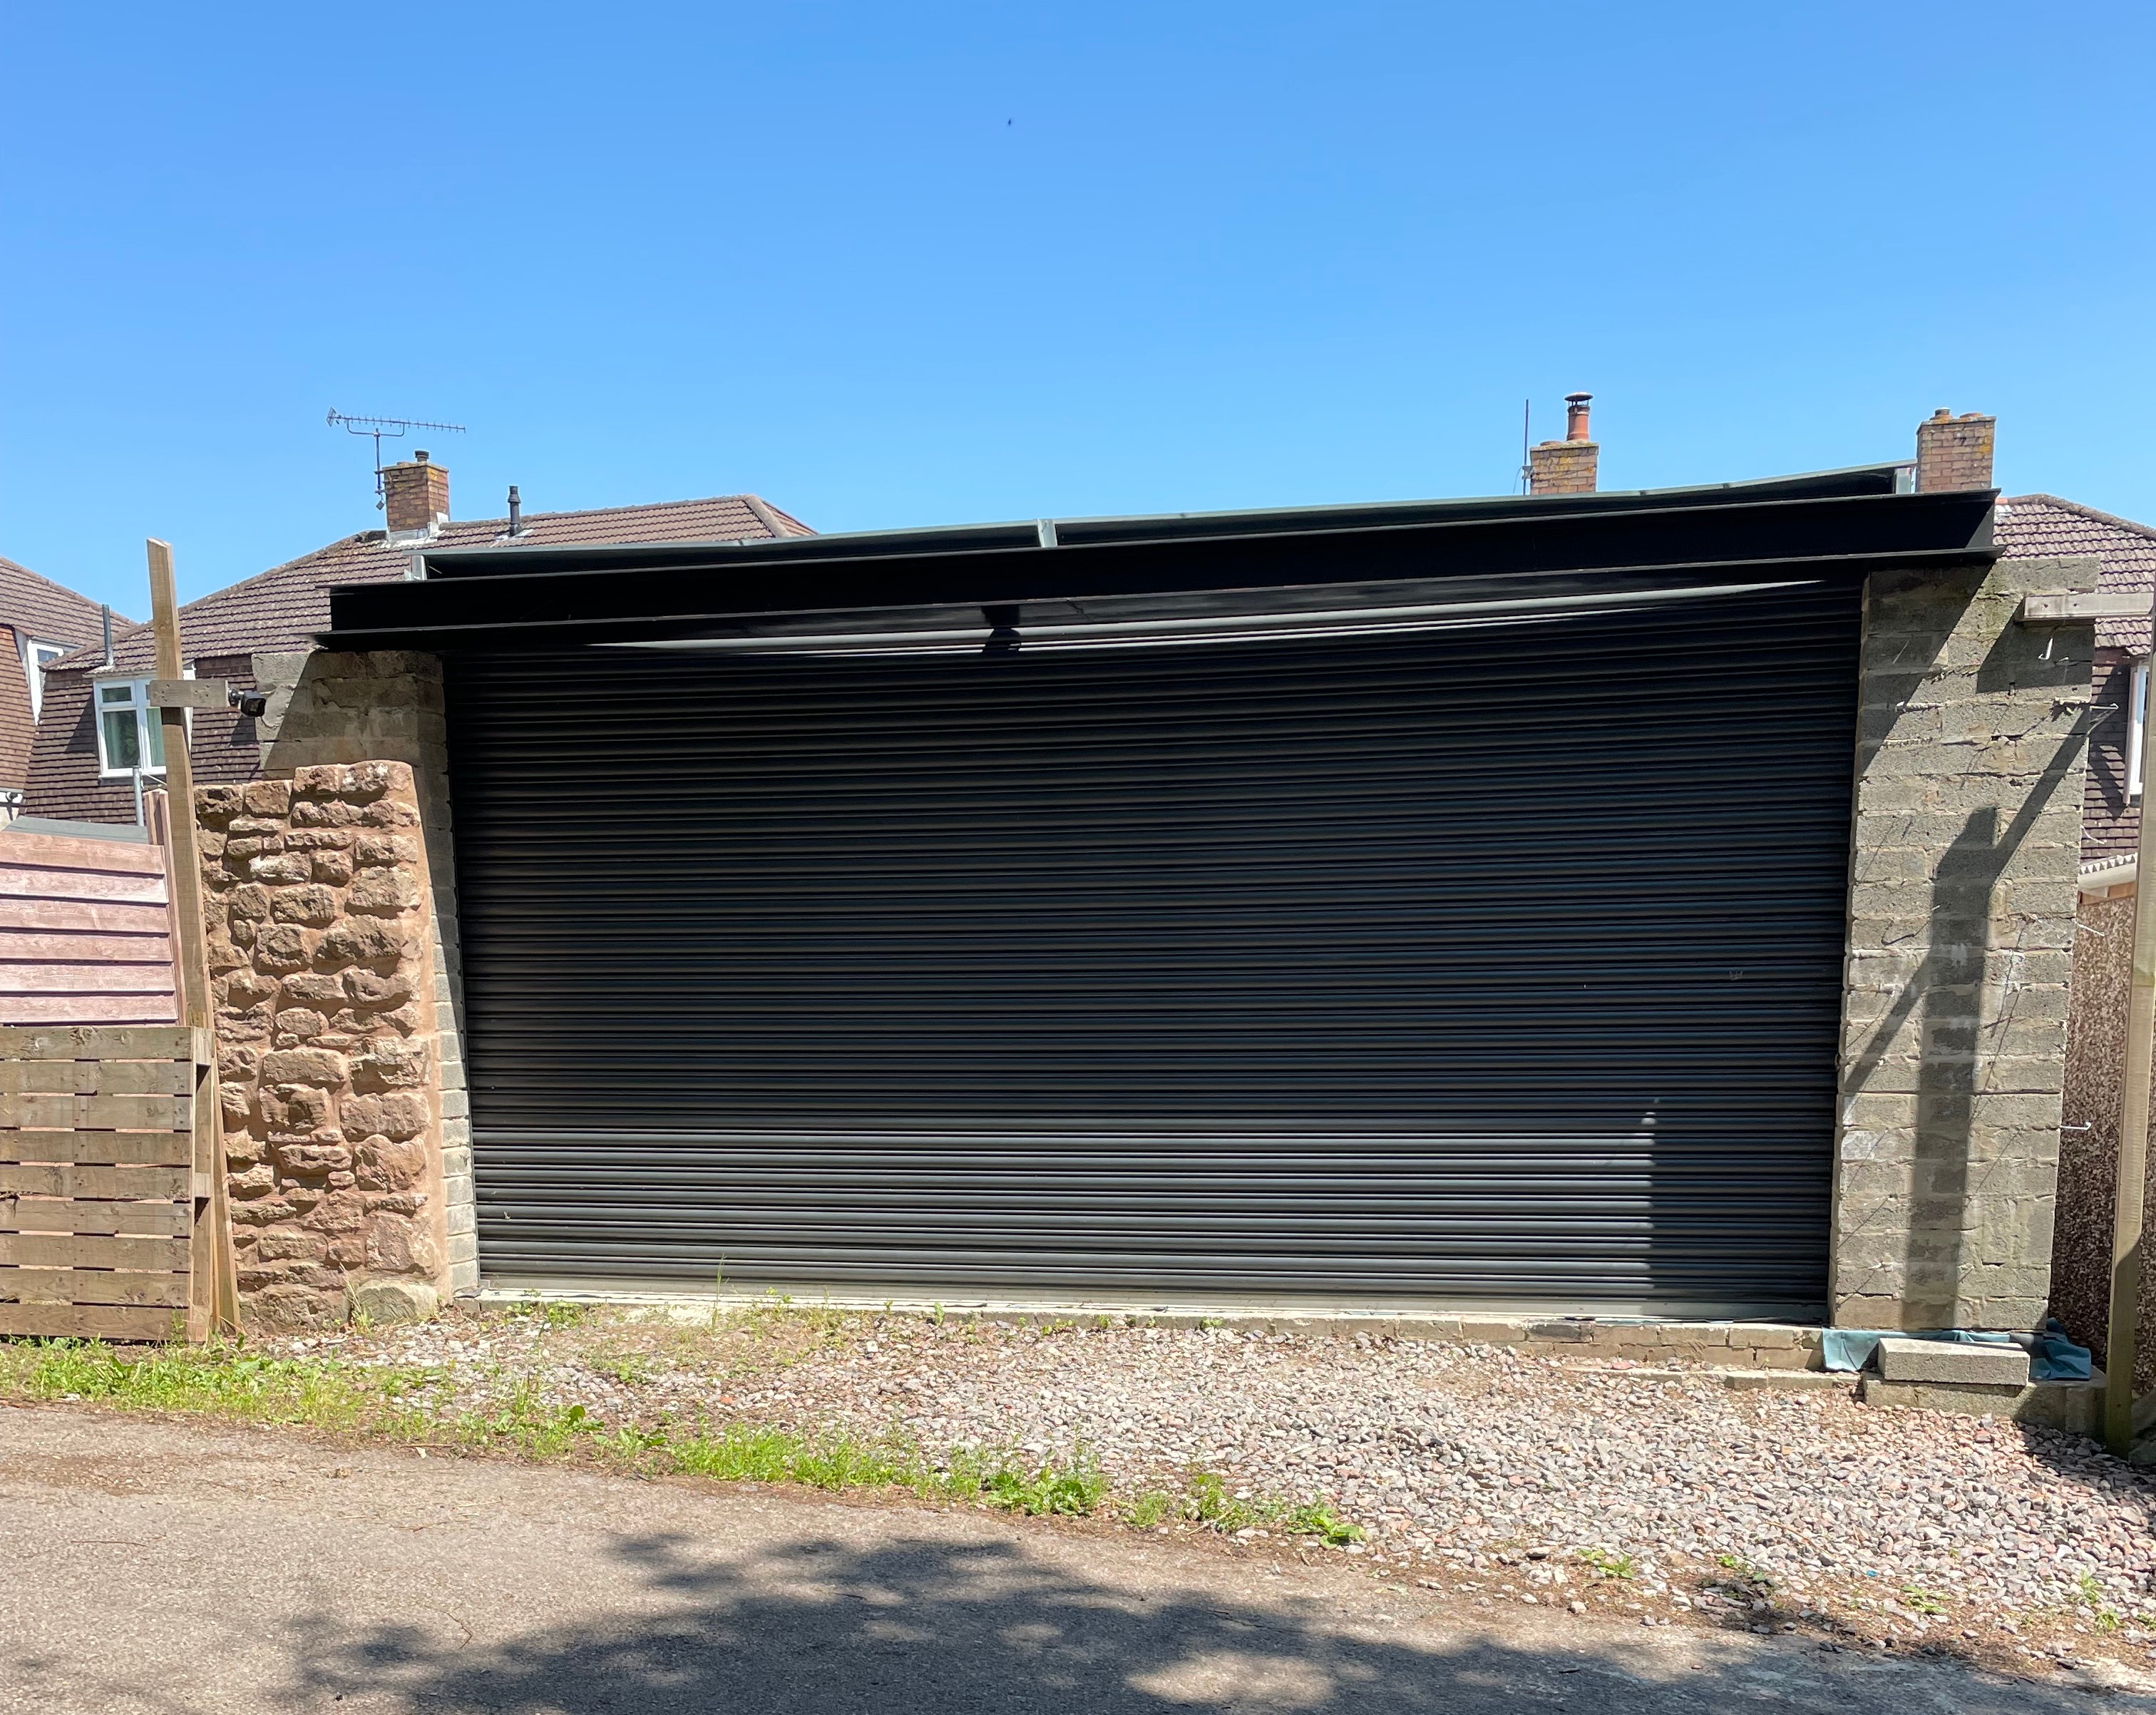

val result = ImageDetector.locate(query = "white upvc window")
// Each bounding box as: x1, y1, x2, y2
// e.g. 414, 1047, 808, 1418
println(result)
18, 637, 69, 721
94, 677, 170, 778
2133, 661, 2150, 804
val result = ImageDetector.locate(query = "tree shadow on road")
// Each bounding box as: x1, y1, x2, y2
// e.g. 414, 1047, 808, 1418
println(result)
282, 1527, 2095, 1714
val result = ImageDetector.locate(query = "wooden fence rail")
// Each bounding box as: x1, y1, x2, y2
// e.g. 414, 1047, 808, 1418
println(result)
0, 1023, 219, 1341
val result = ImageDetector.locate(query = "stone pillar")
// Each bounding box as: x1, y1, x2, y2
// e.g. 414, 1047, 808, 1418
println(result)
1833, 554, 2100, 1331
199, 762, 451, 1326
253, 648, 476, 1296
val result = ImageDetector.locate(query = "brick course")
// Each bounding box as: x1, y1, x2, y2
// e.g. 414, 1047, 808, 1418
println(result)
1915, 411, 1996, 494
1526, 441, 1597, 495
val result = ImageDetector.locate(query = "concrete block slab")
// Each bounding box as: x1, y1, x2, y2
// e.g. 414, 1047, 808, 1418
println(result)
1874, 1336, 2031, 1386
1859, 1372, 2103, 1435
1721, 1369, 1854, 1393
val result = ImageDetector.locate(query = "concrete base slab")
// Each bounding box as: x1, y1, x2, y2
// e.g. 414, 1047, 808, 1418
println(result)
1858, 1371, 2106, 1435
476, 1284, 1828, 1371
1874, 1336, 2032, 1386
1718, 1368, 1857, 1393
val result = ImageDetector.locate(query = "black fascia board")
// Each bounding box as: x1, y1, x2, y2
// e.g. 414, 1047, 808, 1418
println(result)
324, 482, 1992, 655
416, 464, 1910, 583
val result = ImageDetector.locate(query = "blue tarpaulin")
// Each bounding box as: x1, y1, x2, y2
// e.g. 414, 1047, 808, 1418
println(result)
1819, 1320, 2092, 1381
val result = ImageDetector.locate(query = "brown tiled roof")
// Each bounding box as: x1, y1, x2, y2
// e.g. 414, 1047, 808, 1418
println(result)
0, 554, 118, 650
1996, 494, 2156, 653
54, 493, 813, 675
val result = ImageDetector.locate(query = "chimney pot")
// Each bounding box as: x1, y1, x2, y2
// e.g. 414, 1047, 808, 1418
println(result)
415, 449, 429, 464
1529, 393, 1600, 495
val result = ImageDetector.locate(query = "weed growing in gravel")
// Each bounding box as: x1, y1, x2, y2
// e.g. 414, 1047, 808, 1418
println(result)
1715, 1552, 1775, 1589
2075, 1573, 2122, 1631
1179, 1472, 1362, 1544
1899, 1586, 1946, 1617
982, 1460, 1109, 1517
1279, 1502, 1363, 1546
1124, 1490, 1176, 1529
1578, 1548, 1637, 1580
605, 1354, 653, 1386
1184, 1470, 1259, 1530
508, 1298, 590, 1330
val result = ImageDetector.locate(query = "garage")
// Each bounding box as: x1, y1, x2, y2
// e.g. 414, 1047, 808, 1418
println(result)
317, 466, 2013, 1321
440, 568, 1860, 1315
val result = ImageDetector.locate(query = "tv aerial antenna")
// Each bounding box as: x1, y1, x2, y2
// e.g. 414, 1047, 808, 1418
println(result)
326, 410, 466, 509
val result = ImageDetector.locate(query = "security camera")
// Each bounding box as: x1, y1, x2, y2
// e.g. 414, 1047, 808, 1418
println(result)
229, 688, 270, 719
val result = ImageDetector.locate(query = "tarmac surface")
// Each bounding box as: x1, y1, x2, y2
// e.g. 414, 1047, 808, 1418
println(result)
2, 1403, 2144, 1714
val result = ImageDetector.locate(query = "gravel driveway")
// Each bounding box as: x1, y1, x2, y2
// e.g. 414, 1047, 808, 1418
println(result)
274, 1306, 2155, 1679
11, 1405, 2137, 1715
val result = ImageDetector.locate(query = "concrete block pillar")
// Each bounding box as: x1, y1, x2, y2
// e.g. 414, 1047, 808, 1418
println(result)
1832, 553, 2101, 1330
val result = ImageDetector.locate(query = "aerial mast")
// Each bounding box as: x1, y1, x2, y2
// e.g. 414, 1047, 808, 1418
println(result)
326, 410, 466, 509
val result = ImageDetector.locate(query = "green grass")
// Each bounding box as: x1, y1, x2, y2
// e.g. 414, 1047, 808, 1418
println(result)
0, 1337, 1365, 1550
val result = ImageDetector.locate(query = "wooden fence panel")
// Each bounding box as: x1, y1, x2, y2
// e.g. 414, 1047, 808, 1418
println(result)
1, 1023, 207, 1340
0, 829, 180, 1027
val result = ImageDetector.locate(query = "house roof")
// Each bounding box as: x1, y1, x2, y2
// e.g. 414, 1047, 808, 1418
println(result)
1996, 493, 2156, 652
52, 493, 813, 676
0, 554, 120, 650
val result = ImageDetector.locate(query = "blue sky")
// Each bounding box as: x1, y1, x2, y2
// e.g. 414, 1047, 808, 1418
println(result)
4, 3, 2152, 611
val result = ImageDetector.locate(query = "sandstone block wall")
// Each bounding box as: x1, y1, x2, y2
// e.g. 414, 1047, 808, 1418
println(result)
254, 648, 476, 1294
1833, 555, 2098, 1331
198, 762, 451, 1326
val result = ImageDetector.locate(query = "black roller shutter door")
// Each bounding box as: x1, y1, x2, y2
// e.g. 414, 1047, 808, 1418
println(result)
447, 580, 1859, 1314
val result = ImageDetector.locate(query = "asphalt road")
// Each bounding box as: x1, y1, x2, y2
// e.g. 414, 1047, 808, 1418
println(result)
0, 1403, 2139, 1714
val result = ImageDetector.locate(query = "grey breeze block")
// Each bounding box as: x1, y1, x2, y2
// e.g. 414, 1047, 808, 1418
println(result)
1873, 1336, 2031, 1386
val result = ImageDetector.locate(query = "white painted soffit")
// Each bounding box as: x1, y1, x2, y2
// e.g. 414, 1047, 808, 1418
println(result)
2080, 854, 2137, 896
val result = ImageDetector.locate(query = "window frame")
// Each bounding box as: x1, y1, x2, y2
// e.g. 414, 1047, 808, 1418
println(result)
93, 672, 190, 780
2133, 660, 2150, 804
19, 636, 70, 722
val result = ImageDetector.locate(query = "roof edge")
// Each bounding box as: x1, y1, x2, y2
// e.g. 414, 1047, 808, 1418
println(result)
2003, 493, 2156, 548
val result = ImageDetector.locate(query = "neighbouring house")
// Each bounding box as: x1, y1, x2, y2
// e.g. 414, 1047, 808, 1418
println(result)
0, 553, 115, 822
133, 402, 2113, 1343
19, 456, 811, 1321
27, 455, 813, 826
1994, 490, 2156, 1391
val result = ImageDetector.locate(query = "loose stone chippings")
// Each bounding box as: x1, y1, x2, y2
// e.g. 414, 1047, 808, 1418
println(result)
307, 1312, 2156, 1654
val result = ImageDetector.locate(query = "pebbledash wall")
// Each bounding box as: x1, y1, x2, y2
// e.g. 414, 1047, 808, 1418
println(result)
192, 546, 2103, 1335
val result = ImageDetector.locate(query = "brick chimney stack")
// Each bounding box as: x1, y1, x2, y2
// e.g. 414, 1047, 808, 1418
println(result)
382, 450, 451, 537
1914, 409, 1996, 493
1529, 392, 1598, 495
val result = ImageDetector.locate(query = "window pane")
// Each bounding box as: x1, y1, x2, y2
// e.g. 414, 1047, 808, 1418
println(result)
103, 708, 140, 770
100, 682, 134, 706
144, 709, 167, 770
